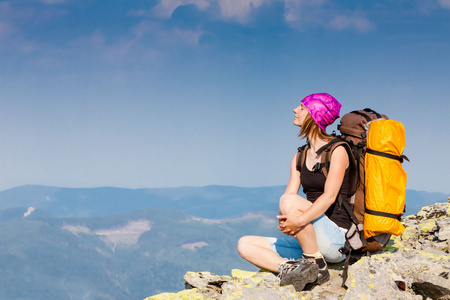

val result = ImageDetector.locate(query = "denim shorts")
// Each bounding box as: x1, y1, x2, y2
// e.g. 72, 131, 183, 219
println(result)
267, 214, 347, 263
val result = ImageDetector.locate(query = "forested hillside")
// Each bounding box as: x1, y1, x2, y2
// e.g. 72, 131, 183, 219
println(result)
0, 185, 447, 298
0, 207, 280, 299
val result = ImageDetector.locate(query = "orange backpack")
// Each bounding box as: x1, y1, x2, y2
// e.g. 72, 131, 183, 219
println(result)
296, 108, 409, 286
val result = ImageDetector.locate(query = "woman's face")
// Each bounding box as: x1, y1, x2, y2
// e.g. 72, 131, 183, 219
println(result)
293, 103, 308, 127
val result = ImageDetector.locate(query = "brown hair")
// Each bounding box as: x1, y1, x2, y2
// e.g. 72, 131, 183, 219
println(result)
298, 113, 333, 142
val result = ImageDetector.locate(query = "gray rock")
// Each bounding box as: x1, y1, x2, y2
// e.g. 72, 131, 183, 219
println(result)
437, 219, 450, 241
344, 249, 450, 299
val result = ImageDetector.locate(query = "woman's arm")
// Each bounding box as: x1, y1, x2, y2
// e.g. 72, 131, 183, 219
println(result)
295, 145, 349, 226
277, 153, 302, 233
279, 152, 301, 216
285, 152, 301, 194
279, 145, 349, 235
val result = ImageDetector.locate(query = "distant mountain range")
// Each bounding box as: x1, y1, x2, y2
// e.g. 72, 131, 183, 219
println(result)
0, 185, 447, 219
0, 185, 284, 218
0, 185, 447, 299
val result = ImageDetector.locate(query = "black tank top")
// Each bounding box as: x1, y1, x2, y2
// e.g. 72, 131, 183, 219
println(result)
301, 147, 351, 230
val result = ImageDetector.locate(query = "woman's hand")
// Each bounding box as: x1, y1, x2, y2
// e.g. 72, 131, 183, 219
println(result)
277, 209, 305, 237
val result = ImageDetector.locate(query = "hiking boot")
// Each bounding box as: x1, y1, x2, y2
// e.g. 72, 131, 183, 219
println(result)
316, 263, 330, 285
302, 254, 330, 285
277, 259, 319, 291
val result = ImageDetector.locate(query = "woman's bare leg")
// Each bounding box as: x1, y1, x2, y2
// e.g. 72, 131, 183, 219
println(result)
237, 194, 321, 272
279, 193, 319, 255
237, 235, 286, 272
293, 223, 319, 254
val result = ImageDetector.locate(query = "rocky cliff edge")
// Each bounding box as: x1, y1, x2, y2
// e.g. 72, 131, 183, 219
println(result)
145, 198, 450, 300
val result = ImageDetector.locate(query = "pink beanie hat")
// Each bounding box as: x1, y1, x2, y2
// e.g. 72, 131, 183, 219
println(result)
301, 93, 341, 131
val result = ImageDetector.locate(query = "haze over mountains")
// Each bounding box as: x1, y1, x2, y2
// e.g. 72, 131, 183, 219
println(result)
0, 185, 447, 299
0, 185, 442, 218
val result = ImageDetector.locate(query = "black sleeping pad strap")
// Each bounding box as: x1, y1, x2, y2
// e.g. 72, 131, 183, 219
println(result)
365, 209, 402, 221
366, 148, 409, 163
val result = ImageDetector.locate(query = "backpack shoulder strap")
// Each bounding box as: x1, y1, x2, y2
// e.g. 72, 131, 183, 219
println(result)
296, 144, 309, 172
316, 138, 358, 198
296, 139, 358, 198
316, 138, 344, 177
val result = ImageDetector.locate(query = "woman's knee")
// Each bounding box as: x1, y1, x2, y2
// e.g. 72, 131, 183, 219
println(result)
237, 235, 268, 259
279, 193, 309, 214
237, 236, 253, 258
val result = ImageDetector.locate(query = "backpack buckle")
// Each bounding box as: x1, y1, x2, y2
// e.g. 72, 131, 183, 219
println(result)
313, 163, 322, 173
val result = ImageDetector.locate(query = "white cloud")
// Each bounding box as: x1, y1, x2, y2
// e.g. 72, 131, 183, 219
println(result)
72, 30, 138, 63
148, 0, 374, 32
329, 13, 374, 33
0, 1, 67, 38
131, 20, 204, 46
132, 20, 204, 46
283, 0, 326, 24
152, 0, 210, 18
438, 0, 450, 9
130, 20, 156, 38
127, 9, 150, 17
172, 27, 204, 45
151, 0, 271, 22
69, 21, 204, 65
217, 0, 269, 22
283, 0, 373, 33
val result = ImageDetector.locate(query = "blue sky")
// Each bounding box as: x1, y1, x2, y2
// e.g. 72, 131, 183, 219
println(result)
0, 0, 449, 194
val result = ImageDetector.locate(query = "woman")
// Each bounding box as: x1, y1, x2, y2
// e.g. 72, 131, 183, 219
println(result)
237, 93, 351, 291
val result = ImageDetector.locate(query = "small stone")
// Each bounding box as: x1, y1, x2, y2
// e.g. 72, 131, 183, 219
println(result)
437, 225, 450, 241
421, 220, 438, 234
433, 241, 449, 253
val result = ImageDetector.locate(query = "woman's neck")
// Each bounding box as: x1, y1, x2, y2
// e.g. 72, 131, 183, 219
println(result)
307, 136, 329, 153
